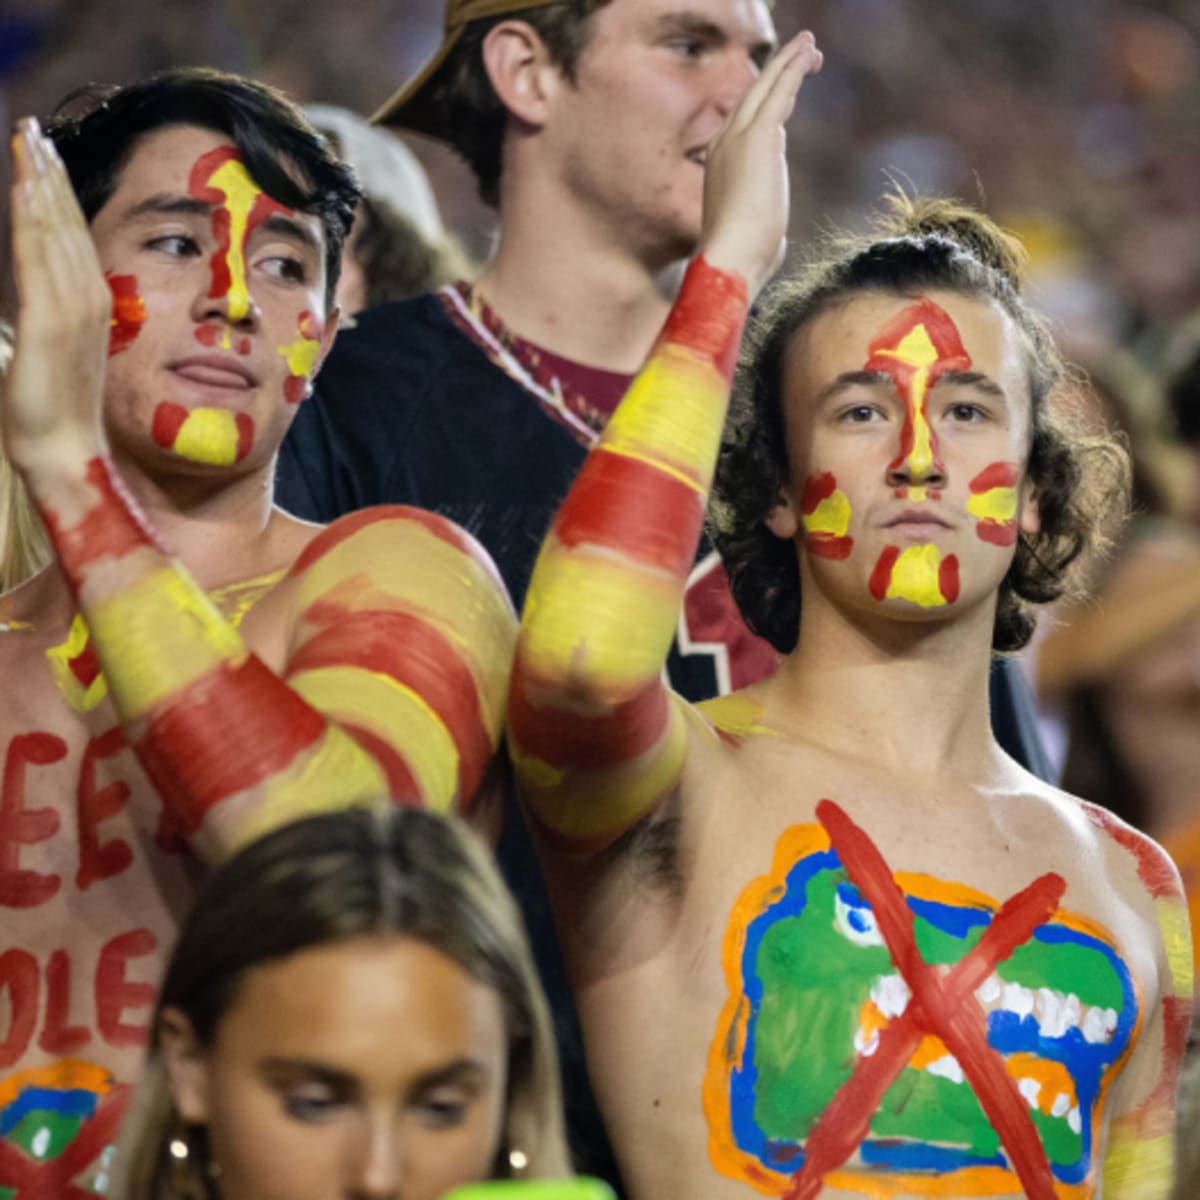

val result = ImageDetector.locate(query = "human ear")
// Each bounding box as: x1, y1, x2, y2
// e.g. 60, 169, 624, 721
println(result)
1018, 477, 1041, 536
765, 485, 800, 540
159, 1007, 210, 1125
482, 20, 559, 128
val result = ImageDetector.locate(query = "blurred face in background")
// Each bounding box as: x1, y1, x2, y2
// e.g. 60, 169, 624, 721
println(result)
165, 934, 510, 1200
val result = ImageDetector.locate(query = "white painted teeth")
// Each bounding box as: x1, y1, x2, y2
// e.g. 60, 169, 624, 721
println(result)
974, 974, 1118, 1045
870, 973, 911, 1019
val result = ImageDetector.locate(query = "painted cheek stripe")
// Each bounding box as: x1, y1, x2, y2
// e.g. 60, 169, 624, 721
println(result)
968, 462, 1020, 546
870, 544, 959, 607
783, 800, 1065, 1200
801, 473, 854, 560
279, 311, 323, 404
107, 274, 146, 357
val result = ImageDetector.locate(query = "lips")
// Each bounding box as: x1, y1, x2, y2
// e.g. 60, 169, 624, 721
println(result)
169, 355, 257, 389
884, 508, 951, 531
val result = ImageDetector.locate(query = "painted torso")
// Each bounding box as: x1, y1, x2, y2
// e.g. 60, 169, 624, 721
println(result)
547, 702, 1180, 1200
0, 568, 286, 1196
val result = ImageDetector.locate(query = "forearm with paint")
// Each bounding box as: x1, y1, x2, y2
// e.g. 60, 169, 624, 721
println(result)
509, 256, 748, 849
37, 460, 514, 858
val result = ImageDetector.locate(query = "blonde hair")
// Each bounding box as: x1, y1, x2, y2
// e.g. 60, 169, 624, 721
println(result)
110, 808, 570, 1198
0, 325, 52, 595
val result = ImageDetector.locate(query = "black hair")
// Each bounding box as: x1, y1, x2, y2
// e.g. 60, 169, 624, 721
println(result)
46, 67, 361, 307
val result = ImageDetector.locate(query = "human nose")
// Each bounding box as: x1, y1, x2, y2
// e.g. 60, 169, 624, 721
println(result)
712, 47, 761, 117
344, 1113, 402, 1200
885, 403, 947, 489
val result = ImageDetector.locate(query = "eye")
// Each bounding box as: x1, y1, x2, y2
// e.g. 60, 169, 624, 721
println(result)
414, 1087, 472, 1129
147, 233, 201, 257
947, 401, 988, 423
259, 254, 309, 284
666, 36, 706, 59
281, 1084, 342, 1123
837, 403, 884, 424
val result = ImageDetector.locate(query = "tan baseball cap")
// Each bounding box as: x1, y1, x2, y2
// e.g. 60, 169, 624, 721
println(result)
372, 0, 557, 135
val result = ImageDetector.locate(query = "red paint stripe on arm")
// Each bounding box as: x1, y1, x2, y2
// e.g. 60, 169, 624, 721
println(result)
1082, 802, 1182, 898
553, 451, 706, 576
287, 610, 494, 804
136, 656, 326, 836
659, 255, 749, 381
40, 456, 168, 592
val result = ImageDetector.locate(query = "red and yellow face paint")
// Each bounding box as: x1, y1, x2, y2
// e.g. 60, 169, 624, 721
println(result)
869, 544, 960, 608
278, 311, 324, 404
151, 403, 254, 466
107, 274, 146, 357
968, 462, 1020, 546
187, 146, 290, 329
800, 472, 853, 560
866, 297, 971, 490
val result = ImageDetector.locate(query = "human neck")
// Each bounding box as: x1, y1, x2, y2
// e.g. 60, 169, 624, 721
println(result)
474, 177, 686, 373
111, 450, 288, 589
761, 591, 1006, 780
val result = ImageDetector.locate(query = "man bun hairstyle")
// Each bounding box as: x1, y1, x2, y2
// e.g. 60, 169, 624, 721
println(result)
710, 194, 1131, 654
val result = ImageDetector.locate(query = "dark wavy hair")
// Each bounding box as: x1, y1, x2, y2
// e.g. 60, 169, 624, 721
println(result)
709, 195, 1131, 654
433, 1, 613, 206
45, 67, 362, 308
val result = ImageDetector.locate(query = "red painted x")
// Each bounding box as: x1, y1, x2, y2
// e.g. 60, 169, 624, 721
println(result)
784, 800, 1067, 1200
0, 1085, 128, 1199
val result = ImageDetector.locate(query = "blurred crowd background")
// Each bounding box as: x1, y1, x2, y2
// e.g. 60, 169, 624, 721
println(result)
1, 0, 1199, 883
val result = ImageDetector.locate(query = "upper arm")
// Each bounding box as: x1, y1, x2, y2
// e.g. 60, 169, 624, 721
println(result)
283, 506, 517, 812
1092, 810, 1194, 1197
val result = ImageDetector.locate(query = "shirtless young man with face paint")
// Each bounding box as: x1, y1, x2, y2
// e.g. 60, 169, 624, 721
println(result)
0, 71, 515, 1193
508, 34, 1193, 1200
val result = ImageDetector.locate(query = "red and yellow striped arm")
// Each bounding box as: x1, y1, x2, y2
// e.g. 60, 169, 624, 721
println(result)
508, 256, 748, 851
40, 459, 515, 859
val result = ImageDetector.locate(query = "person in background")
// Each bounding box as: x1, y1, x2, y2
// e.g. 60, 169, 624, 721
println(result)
305, 103, 475, 317
110, 807, 570, 1200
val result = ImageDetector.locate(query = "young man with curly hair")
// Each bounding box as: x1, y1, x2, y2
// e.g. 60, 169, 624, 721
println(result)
508, 35, 1192, 1199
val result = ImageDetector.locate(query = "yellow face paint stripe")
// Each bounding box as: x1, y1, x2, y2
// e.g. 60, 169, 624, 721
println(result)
172, 407, 244, 466
886, 544, 949, 608
803, 489, 852, 538
967, 487, 1019, 523
203, 157, 266, 321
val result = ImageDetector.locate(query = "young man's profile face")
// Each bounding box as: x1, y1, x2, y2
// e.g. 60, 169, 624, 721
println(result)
87, 123, 335, 476
540, 0, 776, 261
771, 288, 1040, 623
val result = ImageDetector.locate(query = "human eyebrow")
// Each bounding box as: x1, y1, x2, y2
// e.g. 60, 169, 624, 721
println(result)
256, 213, 321, 258
121, 195, 211, 223
933, 370, 1007, 402
410, 1058, 491, 1092
258, 1058, 356, 1089
814, 369, 896, 406
655, 13, 726, 43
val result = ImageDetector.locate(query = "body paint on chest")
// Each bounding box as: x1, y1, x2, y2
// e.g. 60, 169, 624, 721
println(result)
106, 275, 146, 357
704, 803, 1139, 1199
187, 146, 290, 326
0, 1059, 130, 1194
869, 544, 960, 607
278, 311, 324, 404
968, 463, 1020, 546
151, 402, 254, 466
801, 473, 853, 560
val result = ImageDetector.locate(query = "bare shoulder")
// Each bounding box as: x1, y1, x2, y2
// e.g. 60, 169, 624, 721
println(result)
286, 504, 510, 602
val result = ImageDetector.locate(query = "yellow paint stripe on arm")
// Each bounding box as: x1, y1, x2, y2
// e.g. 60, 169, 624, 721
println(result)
88, 566, 247, 714
1102, 1131, 1175, 1199
1156, 897, 1194, 997
521, 545, 681, 697
288, 665, 459, 811
602, 346, 728, 485
515, 695, 690, 841
226, 724, 391, 851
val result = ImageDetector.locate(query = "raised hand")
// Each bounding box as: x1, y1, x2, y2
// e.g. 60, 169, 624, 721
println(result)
5, 117, 111, 479
699, 31, 823, 296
